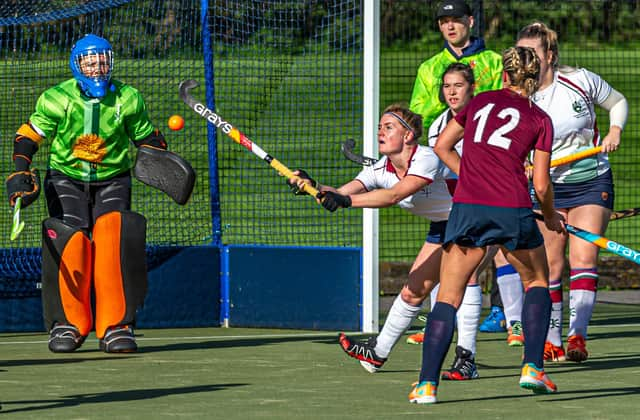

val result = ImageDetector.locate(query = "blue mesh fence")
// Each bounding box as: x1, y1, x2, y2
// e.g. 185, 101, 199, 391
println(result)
1, 0, 638, 300
0, 0, 363, 297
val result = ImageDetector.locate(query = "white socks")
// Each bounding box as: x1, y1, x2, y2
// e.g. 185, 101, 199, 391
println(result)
568, 268, 598, 338
547, 278, 563, 346
455, 284, 482, 355
496, 266, 524, 327
375, 295, 422, 358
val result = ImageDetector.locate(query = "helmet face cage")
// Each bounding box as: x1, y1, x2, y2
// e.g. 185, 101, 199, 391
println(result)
74, 50, 113, 80
70, 35, 114, 98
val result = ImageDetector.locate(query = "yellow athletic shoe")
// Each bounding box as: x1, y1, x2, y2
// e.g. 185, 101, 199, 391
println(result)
519, 363, 557, 394
408, 380, 438, 404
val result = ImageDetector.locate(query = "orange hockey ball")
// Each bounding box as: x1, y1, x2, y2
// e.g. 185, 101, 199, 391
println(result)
168, 115, 185, 131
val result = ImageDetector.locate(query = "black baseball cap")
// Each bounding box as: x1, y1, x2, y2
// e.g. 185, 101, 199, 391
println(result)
436, 0, 472, 19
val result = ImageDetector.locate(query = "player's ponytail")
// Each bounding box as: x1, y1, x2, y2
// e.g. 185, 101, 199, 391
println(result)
502, 46, 540, 98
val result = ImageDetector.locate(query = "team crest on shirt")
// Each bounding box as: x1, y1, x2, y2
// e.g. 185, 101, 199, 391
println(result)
572, 99, 588, 118
72, 134, 108, 162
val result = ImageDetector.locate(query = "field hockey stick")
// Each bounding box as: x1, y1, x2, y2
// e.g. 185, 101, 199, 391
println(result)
10, 196, 25, 241
525, 145, 603, 171
178, 79, 321, 199
534, 213, 640, 265
341, 138, 378, 166
609, 207, 640, 221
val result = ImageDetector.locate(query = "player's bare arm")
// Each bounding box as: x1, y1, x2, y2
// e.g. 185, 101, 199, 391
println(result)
348, 175, 429, 209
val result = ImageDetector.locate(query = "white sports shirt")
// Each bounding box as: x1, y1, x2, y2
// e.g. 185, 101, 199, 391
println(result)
531, 68, 613, 183
427, 109, 464, 155
355, 145, 455, 222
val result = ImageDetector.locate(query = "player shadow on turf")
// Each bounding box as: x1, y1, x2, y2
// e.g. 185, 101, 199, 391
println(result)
589, 315, 640, 327
427, 385, 640, 405
137, 334, 338, 353
534, 386, 640, 402
0, 356, 135, 369
0, 383, 247, 415
545, 353, 640, 374
587, 329, 640, 340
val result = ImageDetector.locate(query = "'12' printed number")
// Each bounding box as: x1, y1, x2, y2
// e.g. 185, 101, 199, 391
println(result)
472, 103, 520, 149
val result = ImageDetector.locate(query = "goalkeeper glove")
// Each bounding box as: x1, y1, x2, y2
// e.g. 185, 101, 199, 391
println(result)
6, 168, 41, 208
135, 129, 167, 150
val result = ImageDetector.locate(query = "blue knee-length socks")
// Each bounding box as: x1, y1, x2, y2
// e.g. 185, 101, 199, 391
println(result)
419, 302, 456, 384
522, 286, 551, 368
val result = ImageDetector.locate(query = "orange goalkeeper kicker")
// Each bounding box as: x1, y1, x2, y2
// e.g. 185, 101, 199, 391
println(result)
179, 79, 321, 199
526, 145, 603, 171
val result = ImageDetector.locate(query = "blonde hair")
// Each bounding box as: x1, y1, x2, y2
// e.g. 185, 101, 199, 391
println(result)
516, 21, 559, 70
382, 103, 423, 142
502, 46, 541, 97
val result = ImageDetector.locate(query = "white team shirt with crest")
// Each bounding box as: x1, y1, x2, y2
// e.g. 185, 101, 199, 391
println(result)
531, 68, 613, 183
355, 145, 454, 222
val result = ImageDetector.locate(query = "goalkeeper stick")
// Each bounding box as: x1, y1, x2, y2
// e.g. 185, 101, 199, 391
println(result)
178, 79, 321, 198
525, 146, 603, 170
10, 197, 25, 241
534, 213, 640, 265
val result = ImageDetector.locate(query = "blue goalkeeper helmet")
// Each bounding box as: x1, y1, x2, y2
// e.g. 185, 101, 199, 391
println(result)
70, 34, 114, 98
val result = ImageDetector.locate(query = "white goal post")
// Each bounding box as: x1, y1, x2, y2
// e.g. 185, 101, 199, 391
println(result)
361, 0, 380, 333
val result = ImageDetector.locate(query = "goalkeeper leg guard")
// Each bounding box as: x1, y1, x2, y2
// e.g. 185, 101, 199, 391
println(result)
93, 211, 147, 352
41, 218, 92, 352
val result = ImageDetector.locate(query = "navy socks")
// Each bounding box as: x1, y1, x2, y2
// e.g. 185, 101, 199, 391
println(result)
419, 302, 456, 383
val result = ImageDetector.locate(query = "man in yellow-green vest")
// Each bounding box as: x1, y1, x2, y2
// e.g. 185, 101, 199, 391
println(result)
410, 0, 502, 130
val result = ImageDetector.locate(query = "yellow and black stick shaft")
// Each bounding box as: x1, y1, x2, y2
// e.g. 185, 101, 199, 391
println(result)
179, 79, 320, 198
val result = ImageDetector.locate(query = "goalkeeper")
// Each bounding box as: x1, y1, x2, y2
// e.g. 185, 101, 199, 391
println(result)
6, 34, 168, 353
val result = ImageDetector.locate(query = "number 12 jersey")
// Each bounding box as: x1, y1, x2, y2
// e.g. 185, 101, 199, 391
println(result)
452, 88, 554, 208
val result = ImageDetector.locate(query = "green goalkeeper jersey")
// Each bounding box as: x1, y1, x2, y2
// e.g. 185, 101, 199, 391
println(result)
29, 78, 155, 182
410, 38, 503, 130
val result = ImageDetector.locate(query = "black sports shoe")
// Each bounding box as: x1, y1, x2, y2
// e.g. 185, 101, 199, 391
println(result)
441, 345, 479, 380
48, 324, 86, 353
338, 332, 386, 373
99, 325, 138, 353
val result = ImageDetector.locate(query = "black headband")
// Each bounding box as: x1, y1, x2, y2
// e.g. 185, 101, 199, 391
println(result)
384, 112, 414, 134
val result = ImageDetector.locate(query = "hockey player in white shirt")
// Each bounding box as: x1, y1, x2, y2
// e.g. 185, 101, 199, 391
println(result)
517, 21, 628, 363
290, 101, 485, 380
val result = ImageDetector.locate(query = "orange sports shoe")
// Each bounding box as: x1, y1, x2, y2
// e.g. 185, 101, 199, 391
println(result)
566, 334, 588, 362
507, 321, 524, 347
408, 380, 438, 404
519, 363, 557, 394
543, 341, 566, 362
406, 330, 424, 345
